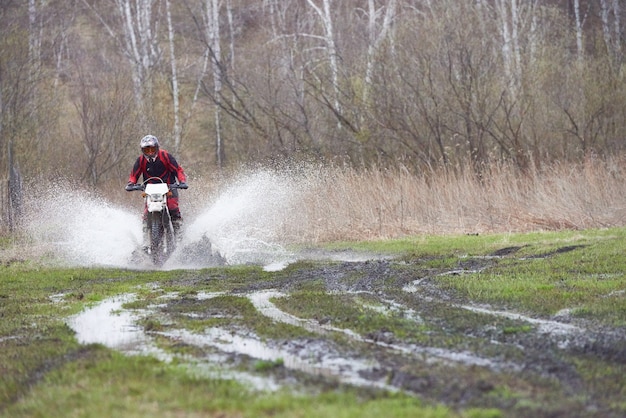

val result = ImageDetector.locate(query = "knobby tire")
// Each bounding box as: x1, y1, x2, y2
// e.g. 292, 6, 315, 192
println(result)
148, 210, 176, 266
163, 211, 176, 255
149, 212, 164, 265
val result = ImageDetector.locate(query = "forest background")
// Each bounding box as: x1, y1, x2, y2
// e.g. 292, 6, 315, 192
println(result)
1, 0, 626, 239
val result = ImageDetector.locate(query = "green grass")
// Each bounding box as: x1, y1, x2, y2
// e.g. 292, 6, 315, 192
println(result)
272, 291, 429, 340
323, 228, 615, 258
157, 294, 314, 340
430, 228, 626, 323
3, 347, 460, 418
324, 228, 626, 324
2, 261, 457, 418
2, 227, 626, 417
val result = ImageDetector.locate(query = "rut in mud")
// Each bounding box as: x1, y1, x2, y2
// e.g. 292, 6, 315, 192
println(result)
68, 246, 626, 417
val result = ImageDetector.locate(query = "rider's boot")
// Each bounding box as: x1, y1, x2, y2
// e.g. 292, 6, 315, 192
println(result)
172, 217, 183, 242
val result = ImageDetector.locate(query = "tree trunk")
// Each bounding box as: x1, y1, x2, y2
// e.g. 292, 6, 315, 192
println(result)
166, 0, 182, 153
7, 141, 22, 233
573, 0, 585, 63
306, 0, 340, 114
204, 0, 224, 168
364, 0, 396, 104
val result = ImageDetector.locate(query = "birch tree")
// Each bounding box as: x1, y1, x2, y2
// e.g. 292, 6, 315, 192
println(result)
203, 0, 224, 168
494, 0, 520, 91
305, 0, 340, 113
264, 0, 279, 37
363, 0, 396, 103
165, 0, 181, 152
1, 1, 65, 229
573, 0, 586, 63
492, 0, 540, 91
74, 68, 137, 186
262, 0, 315, 150
600, 0, 623, 71
81, 0, 162, 116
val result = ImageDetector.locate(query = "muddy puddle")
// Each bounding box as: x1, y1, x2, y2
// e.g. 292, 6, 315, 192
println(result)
67, 290, 396, 393
404, 278, 582, 337
67, 286, 526, 384
66, 294, 171, 361
65, 253, 626, 416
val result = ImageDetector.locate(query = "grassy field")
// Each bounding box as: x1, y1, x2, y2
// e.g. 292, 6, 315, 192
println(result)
1, 227, 625, 417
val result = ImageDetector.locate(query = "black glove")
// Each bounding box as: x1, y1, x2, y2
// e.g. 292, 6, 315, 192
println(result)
178, 182, 188, 189
125, 182, 136, 192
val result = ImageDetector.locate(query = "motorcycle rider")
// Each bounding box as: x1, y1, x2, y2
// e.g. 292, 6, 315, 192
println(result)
125, 134, 188, 247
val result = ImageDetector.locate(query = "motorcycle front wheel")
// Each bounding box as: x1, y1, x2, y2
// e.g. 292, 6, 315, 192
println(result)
148, 211, 164, 265
162, 210, 176, 255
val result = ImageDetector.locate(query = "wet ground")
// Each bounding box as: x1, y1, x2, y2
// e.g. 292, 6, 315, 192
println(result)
68, 248, 626, 417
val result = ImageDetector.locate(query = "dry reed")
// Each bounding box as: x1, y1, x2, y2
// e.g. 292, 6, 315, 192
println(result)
283, 157, 626, 242
78, 157, 626, 244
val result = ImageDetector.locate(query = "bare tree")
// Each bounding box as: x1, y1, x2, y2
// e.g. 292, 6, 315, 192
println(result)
81, 0, 162, 117
573, 0, 586, 63
305, 0, 340, 114
5, 0, 626, 182
362, 0, 396, 103
600, 0, 623, 71
204, 0, 225, 168
6, 140, 22, 232
165, 0, 181, 152
73, 67, 138, 186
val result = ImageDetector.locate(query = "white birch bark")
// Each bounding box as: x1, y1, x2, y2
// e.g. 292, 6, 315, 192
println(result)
122, 0, 161, 112
204, 0, 224, 168
573, 0, 584, 63
613, 0, 621, 61
600, 0, 623, 69
263, 0, 278, 37
165, 0, 181, 152
305, 0, 340, 112
475, 0, 490, 50
81, 0, 162, 114
600, 0, 611, 59
364, 0, 396, 103
493, 0, 540, 91
528, 2, 540, 66
510, 0, 521, 78
495, 0, 518, 90
226, 0, 235, 70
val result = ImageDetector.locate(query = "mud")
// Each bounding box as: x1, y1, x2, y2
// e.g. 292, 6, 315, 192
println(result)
68, 249, 626, 417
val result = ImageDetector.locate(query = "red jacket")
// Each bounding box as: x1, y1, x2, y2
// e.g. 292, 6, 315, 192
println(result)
128, 149, 187, 185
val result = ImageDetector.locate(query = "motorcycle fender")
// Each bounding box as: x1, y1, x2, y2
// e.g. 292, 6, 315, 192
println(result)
147, 201, 166, 212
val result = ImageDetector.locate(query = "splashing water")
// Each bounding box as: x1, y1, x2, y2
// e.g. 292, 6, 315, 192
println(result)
21, 170, 310, 269
22, 184, 143, 267
181, 170, 303, 266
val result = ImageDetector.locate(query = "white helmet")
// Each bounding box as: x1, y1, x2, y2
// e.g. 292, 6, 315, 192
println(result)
140, 135, 159, 158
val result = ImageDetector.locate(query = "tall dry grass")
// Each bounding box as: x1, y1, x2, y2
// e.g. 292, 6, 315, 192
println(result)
75, 157, 626, 244
285, 157, 626, 242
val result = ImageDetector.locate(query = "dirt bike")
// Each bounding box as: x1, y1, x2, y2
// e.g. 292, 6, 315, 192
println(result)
127, 177, 187, 266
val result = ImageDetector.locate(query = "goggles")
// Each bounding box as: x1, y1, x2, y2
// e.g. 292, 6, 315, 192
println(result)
142, 146, 157, 154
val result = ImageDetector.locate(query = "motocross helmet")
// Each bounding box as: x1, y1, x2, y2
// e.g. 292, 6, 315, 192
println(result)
140, 135, 159, 159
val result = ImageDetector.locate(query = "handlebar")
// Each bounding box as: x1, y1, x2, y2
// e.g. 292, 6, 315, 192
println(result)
125, 182, 188, 192
126, 184, 144, 192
